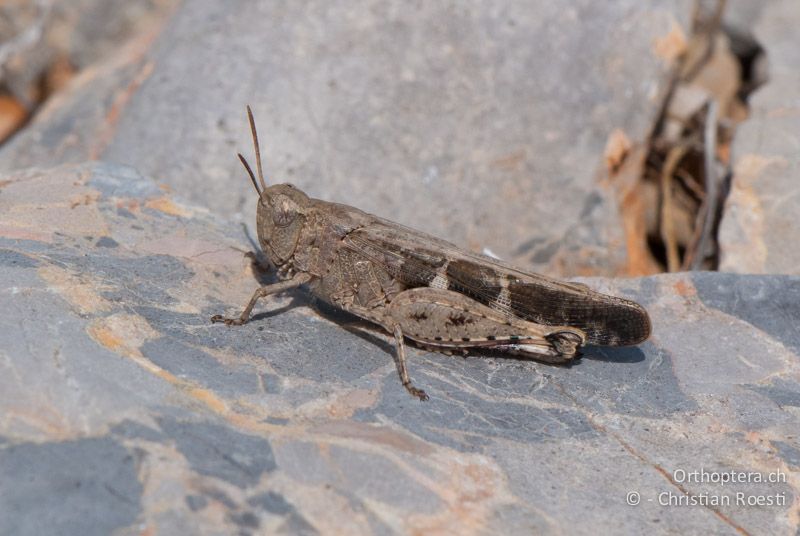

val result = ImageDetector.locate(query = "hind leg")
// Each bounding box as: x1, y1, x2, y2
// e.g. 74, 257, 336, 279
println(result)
386, 287, 586, 362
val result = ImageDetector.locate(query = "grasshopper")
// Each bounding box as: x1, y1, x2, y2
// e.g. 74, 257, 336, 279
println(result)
212, 107, 651, 400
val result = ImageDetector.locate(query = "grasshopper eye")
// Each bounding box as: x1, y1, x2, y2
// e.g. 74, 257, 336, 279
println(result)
272, 196, 298, 227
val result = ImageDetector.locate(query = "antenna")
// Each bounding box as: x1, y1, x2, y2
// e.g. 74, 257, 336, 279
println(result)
238, 153, 260, 195
246, 105, 267, 192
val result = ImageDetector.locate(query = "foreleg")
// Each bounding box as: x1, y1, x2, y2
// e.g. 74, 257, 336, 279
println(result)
211, 273, 312, 326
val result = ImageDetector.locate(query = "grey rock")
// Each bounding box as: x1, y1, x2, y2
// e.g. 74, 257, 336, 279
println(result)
142, 337, 262, 397
0, 437, 143, 536
248, 490, 296, 515
0, 163, 797, 534
110, 419, 166, 443
751, 378, 800, 409
0, 247, 40, 268
184, 494, 208, 512
771, 441, 800, 469
156, 417, 277, 488
0, 0, 694, 277
718, 0, 800, 274
693, 272, 800, 353
246, 491, 320, 536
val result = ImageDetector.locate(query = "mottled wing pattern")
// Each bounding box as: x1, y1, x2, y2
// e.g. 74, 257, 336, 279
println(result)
344, 220, 651, 346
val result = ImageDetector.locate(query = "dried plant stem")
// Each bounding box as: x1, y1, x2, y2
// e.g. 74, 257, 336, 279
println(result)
690, 100, 719, 270
660, 145, 689, 272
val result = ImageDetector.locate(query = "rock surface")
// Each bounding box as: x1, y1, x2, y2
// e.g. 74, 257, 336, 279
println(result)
0, 0, 693, 277
1, 164, 797, 535
718, 0, 800, 274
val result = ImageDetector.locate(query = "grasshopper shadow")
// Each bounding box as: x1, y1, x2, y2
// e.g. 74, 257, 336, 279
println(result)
581, 345, 646, 364
249, 292, 304, 322
242, 268, 397, 356
311, 298, 397, 355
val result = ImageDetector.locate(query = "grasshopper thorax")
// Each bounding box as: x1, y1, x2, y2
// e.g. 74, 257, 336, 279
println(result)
255, 183, 311, 268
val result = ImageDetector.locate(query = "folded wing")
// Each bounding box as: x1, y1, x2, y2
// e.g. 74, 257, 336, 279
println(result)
344, 220, 650, 346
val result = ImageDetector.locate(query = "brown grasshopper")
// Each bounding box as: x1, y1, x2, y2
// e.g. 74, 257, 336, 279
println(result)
212, 107, 651, 400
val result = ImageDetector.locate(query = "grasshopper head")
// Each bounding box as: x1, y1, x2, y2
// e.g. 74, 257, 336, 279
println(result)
255, 183, 310, 266
237, 106, 311, 268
